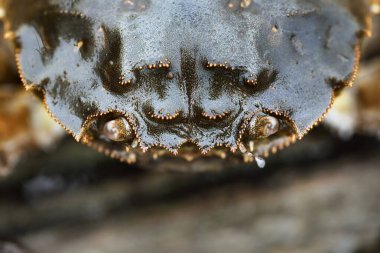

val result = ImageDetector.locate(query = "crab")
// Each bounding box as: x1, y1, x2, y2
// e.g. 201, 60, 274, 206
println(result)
0, 0, 379, 172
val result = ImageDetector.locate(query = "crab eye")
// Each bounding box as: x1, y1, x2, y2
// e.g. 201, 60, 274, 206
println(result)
248, 115, 280, 138
102, 118, 133, 142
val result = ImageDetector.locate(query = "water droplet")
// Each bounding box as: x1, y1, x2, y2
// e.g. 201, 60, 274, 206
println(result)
255, 156, 266, 169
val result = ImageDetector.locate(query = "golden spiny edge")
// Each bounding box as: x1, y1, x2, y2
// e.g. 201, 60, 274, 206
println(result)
13, 24, 364, 164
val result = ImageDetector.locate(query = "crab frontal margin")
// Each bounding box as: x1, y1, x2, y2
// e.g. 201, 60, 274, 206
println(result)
1, 0, 372, 168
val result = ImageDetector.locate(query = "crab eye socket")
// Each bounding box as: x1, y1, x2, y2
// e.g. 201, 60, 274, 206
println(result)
249, 115, 280, 139
102, 118, 134, 142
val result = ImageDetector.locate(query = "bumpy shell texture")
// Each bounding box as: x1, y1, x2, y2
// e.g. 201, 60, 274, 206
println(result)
1, 0, 372, 166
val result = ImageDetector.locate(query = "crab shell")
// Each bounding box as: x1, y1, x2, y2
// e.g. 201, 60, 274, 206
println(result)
0, 0, 373, 166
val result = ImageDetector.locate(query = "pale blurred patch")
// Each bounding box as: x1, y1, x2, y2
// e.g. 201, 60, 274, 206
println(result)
0, 86, 65, 176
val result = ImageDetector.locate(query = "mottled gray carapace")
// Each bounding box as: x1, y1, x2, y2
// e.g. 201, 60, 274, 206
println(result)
1, 0, 372, 166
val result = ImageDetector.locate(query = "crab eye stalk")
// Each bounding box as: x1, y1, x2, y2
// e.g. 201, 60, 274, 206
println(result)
249, 115, 280, 138
102, 118, 133, 142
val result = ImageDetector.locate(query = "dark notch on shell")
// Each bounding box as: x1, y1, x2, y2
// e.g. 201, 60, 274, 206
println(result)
34, 11, 95, 60
96, 27, 127, 92
247, 69, 278, 92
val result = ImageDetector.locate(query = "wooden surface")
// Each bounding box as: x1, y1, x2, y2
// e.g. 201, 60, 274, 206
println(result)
0, 133, 379, 253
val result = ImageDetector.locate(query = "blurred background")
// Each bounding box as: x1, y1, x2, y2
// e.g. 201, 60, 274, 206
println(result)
0, 8, 379, 253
